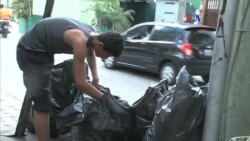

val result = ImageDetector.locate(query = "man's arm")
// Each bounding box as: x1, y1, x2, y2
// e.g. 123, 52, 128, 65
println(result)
64, 29, 103, 100
86, 47, 99, 87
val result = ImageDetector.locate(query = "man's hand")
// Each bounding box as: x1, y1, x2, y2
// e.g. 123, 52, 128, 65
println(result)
92, 77, 99, 87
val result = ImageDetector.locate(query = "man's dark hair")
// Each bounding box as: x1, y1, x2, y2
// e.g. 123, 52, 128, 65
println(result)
97, 31, 124, 57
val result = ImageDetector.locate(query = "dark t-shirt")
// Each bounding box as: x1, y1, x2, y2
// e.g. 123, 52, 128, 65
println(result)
19, 17, 95, 54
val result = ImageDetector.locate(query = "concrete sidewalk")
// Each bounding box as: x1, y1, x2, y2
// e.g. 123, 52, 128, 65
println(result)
0, 90, 37, 141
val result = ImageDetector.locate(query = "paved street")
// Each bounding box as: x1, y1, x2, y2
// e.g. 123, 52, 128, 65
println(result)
0, 23, 159, 140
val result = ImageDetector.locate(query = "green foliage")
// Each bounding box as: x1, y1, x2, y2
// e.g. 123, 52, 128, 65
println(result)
186, 2, 196, 15
12, 0, 32, 20
187, 0, 201, 9
91, 0, 135, 32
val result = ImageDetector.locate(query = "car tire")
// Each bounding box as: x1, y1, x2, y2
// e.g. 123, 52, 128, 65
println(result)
103, 56, 116, 69
2, 31, 8, 38
202, 75, 210, 83
160, 63, 177, 85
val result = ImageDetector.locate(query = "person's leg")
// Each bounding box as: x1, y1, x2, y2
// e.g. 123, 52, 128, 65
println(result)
24, 70, 52, 141
17, 47, 54, 141
34, 111, 50, 141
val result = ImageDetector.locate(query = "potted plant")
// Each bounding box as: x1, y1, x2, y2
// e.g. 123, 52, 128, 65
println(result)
12, 0, 32, 33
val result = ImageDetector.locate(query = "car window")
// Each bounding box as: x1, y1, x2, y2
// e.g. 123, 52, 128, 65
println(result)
150, 25, 181, 42
126, 25, 154, 40
186, 29, 216, 45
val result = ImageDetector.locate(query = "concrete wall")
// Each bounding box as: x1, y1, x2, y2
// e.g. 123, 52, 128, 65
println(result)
52, 0, 96, 24
79, 0, 96, 25
52, 0, 82, 20
187, 0, 201, 9
32, 0, 96, 25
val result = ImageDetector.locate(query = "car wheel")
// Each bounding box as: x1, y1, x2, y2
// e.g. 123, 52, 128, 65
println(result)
202, 75, 210, 83
2, 31, 8, 38
160, 63, 177, 85
104, 56, 116, 69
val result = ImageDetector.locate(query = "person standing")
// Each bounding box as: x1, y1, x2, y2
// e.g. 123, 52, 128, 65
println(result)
16, 17, 124, 141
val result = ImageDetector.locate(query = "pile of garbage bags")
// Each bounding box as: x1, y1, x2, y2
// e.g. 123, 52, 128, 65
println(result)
144, 67, 208, 141
27, 59, 208, 141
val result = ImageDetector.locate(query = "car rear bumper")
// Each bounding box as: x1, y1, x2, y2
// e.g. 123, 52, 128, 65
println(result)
185, 59, 211, 75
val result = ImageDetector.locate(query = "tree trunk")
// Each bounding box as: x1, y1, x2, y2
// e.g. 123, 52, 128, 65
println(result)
43, 0, 55, 19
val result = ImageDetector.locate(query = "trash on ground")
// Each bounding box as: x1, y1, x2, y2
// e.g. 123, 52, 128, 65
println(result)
144, 66, 208, 141
26, 61, 208, 141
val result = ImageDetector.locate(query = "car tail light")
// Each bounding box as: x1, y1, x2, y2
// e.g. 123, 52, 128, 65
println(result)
182, 43, 193, 56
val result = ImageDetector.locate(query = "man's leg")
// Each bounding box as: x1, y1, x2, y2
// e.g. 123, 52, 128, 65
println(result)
17, 47, 54, 140
23, 70, 52, 141
34, 111, 50, 141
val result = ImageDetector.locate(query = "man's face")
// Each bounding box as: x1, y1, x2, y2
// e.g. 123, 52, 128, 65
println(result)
94, 42, 110, 59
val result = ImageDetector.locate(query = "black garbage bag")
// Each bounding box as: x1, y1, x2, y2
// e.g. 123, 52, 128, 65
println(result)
86, 85, 133, 133
57, 121, 131, 141
132, 79, 168, 139
50, 59, 75, 109
144, 66, 208, 141
55, 85, 133, 141
133, 79, 168, 120
57, 91, 85, 118
55, 92, 93, 130
57, 122, 106, 141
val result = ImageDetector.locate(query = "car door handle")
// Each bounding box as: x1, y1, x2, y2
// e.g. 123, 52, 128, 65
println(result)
140, 42, 146, 45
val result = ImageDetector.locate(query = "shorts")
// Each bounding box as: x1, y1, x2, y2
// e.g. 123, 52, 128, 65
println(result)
16, 44, 54, 112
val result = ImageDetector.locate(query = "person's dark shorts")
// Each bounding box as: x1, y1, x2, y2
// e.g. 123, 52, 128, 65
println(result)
16, 44, 54, 112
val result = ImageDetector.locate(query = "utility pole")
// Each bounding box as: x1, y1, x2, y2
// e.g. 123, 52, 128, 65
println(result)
202, 0, 239, 141
220, 0, 250, 140
202, 0, 250, 141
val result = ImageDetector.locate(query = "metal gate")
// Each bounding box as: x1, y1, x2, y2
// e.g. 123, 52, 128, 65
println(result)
203, 0, 220, 27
